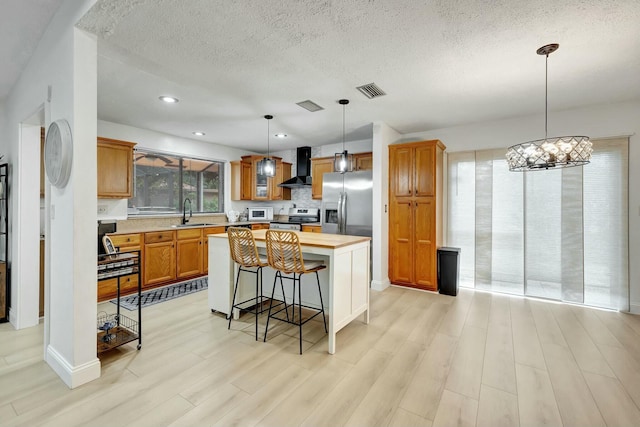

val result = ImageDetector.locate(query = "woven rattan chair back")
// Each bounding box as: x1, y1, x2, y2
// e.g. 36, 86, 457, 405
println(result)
227, 227, 267, 268
265, 230, 308, 274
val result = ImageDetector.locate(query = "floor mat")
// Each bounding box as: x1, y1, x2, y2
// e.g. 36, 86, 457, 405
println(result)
111, 276, 208, 311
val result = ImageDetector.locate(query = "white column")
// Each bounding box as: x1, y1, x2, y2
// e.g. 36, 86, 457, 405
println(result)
45, 27, 100, 389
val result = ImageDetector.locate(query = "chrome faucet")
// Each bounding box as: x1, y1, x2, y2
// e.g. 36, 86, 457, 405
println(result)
182, 198, 192, 224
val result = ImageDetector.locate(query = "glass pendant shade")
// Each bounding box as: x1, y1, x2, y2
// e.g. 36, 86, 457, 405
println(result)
257, 157, 276, 176
334, 150, 353, 174
506, 44, 592, 171
334, 99, 353, 173
260, 114, 276, 177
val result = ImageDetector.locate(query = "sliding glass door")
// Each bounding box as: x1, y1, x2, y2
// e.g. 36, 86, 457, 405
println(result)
446, 138, 628, 310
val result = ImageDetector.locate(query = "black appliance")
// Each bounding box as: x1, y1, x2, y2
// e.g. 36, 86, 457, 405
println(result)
278, 146, 312, 188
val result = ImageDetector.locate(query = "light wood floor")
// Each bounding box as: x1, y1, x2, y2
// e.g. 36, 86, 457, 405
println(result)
2, 286, 640, 427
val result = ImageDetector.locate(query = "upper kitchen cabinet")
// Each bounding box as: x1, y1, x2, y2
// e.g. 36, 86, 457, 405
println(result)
230, 155, 291, 201
97, 137, 136, 198
310, 156, 334, 200
389, 140, 445, 292
354, 152, 373, 171
311, 152, 372, 199
270, 160, 292, 201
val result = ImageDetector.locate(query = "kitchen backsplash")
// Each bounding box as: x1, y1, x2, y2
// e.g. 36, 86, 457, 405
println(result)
291, 187, 321, 209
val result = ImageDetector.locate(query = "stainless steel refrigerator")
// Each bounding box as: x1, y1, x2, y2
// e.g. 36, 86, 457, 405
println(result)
321, 171, 373, 237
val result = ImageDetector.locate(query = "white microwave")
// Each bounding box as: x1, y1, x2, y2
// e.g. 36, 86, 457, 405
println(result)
248, 206, 273, 221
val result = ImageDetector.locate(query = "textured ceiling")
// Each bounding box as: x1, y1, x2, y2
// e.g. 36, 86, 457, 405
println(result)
0, 0, 65, 99
50, 1, 640, 151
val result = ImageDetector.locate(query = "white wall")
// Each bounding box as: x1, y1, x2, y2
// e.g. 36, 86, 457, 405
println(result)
3, 0, 100, 388
371, 123, 401, 291
402, 100, 640, 313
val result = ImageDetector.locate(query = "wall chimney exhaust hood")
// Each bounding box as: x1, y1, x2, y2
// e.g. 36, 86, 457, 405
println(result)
279, 146, 312, 188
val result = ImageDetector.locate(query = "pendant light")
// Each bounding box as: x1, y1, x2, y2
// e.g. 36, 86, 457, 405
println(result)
257, 115, 276, 177
334, 99, 354, 173
506, 44, 592, 171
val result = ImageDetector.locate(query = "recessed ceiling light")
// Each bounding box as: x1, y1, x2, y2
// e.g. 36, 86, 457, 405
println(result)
274, 133, 287, 138
159, 96, 179, 103
192, 131, 205, 136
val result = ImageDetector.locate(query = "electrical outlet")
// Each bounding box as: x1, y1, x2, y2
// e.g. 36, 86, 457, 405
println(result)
98, 205, 107, 214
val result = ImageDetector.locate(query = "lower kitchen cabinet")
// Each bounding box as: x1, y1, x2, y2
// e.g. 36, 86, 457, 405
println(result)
99, 233, 143, 302
176, 228, 203, 279
250, 223, 270, 230
101, 226, 230, 300
144, 231, 176, 286
301, 224, 322, 233
98, 274, 139, 300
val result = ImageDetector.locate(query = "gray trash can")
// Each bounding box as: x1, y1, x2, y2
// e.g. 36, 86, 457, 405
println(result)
438, 247, 461, 296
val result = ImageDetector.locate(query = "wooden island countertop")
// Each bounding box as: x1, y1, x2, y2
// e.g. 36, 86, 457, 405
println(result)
209, 229, 370, 249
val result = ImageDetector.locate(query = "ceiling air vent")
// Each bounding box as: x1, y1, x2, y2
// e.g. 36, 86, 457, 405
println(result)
356, 83, 386, 99
296, 100, 324, 112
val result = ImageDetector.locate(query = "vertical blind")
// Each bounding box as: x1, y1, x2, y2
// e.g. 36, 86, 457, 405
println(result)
447, 138, 629, 310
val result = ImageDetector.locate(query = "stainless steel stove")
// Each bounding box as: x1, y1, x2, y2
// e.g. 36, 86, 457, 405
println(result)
269, 207, 320, 231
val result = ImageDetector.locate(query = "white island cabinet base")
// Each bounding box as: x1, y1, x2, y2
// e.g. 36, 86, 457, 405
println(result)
208, 230, 370, 354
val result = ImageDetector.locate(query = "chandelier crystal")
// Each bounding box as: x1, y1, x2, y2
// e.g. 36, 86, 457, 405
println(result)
506, 44, 592, 171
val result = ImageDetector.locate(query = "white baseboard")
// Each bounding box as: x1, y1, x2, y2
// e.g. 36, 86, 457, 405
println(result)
630, 303, 640, 315
8, 307, 16, 327
371, 278, 390, 292
46, 345, 101, 389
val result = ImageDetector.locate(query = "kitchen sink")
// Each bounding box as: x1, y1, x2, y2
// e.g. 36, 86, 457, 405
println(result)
171, 223, 215, 228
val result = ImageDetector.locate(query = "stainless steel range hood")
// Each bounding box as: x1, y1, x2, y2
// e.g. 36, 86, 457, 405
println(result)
279, 146, 312, 188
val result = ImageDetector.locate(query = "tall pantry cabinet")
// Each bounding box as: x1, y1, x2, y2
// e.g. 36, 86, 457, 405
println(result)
389, 140, 445, 291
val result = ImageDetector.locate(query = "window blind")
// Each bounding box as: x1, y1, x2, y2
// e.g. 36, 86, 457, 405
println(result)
447, 138, 629, 310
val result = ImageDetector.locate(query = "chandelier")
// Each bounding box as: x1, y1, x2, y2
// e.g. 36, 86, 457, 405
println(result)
506, 44, 592, 171
257, 115, 276, 177
334, 99, 354, 173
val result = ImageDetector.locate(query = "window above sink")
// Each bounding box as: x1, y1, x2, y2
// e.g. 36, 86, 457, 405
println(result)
129, 149, 225, 216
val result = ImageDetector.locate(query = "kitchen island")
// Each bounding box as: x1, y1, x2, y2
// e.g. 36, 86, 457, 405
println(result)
208, 229, 370, 354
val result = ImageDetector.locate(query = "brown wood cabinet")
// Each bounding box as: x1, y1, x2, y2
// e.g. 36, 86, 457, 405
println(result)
354, 152, 373, 171
176, 228, 203, 279
100, 226, 228, 301
98, 274, 139, 302
311, 156, 334, 200
144, 231, 176, 286
270, 161, 292, 200
231, 156, 291, 201
97, 137, 136, 198
311, 152, 372, 199
389, 140, 445, 291
251, 223, 270, 230
301, 224, 322, 233
99, 233, 143, 302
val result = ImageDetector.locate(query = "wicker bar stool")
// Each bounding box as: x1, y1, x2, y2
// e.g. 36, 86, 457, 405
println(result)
227, 227, 287, 340
263, 230, 328, 354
